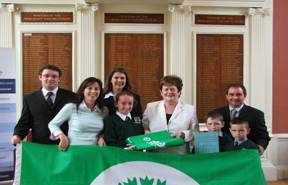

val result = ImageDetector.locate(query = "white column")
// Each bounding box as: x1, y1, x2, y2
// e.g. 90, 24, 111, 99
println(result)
249, 7, 272, 132
249, 7, 277, 181
168, 5, 193, 102
0, 4, 14, 48
249, 7, 269, 113
76, 3, 99, 85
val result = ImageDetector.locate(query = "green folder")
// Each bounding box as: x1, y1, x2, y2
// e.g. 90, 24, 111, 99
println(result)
126, 130, 184, 150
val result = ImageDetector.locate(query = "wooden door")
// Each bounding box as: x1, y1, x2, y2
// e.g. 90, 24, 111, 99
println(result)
197, 34, 243, 122
105, 33, 164, 112
22, 33, 72, 96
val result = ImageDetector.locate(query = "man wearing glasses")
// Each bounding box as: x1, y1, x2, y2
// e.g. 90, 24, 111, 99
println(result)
11, 64, 76, 145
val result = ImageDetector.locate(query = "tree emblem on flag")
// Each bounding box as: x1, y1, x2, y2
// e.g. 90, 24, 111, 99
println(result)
91, 161, 199, 185
118, 176, 166, 185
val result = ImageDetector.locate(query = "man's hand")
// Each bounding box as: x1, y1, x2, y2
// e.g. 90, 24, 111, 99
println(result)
257, 145, 265, 155
11, 135, 22, 145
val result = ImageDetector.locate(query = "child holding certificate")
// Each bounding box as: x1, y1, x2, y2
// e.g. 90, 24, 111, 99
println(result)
206, 110, 233, 152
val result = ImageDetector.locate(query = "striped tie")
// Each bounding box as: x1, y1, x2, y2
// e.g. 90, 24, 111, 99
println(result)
230, 109, 237, 119
46, 92, 54, 107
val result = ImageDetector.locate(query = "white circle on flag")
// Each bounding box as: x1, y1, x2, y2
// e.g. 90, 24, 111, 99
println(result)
90, 161, 199, 185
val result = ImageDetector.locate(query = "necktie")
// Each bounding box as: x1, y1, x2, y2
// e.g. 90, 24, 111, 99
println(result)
46, 92, 54, 107
125, 117, 131, 121
234, 142, 239, 147
230, 109, 237, 119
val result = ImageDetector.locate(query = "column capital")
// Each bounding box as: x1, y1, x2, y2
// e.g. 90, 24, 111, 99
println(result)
168, 4, 192, 14
248, 7, 270, 16
0, 3, 20, 13
75, 3, 99, 12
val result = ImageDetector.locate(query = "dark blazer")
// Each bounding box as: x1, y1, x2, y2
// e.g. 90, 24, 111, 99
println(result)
103, 113, 144, 148
103, 93, 142, 118
219, 132, 233, 152
215, 104, 270, 149
13, 88, 76, 144
225, 139, 258, 151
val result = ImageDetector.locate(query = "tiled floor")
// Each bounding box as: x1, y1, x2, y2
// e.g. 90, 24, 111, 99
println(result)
268, 180, 288, 185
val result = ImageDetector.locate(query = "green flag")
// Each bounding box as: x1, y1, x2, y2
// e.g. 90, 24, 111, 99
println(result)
14, 142, 266, 185
126, 130, 184, 150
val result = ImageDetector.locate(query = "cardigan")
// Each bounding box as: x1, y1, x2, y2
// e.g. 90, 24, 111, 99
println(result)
49, 102, 105, 145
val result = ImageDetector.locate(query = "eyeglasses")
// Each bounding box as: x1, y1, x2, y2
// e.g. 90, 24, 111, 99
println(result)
42, 74, 59, 78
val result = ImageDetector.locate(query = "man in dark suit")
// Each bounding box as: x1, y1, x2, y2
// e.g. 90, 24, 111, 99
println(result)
11, 64, 76, 145
215, 84, 270, 155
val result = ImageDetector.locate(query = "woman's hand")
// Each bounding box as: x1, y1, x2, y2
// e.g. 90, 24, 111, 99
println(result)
58, 133, 69, 151
97, 136, 106, 147
171, 132, 185, 139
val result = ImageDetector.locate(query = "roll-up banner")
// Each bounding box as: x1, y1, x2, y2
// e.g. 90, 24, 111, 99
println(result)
0, 48, 16, 182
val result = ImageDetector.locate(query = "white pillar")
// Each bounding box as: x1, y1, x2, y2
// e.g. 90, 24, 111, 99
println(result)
168, 5, 193, 103
76, 3, 99, 84
0, 4, 14, 48
249, 7, 276, 181
249, 7, 272, 130
249, 7, 269, 112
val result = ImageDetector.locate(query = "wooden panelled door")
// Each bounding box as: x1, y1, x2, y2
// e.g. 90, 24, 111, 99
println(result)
105, 33, 164, 111
197, 34, 243, 122
22, 33, 72, 96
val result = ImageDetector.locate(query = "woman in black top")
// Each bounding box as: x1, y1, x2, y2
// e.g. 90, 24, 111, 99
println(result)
103, 67, 142, 118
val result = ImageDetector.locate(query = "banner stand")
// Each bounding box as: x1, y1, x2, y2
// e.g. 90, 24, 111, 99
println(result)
0, 48, 17, 183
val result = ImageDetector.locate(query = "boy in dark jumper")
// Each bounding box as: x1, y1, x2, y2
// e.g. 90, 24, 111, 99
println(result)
225, 118, 258, 151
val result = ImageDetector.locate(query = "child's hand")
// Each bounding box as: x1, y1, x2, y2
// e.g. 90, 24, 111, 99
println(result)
124, 146, 136, 150
97, 136, 106, 146
144, 130, 151, 134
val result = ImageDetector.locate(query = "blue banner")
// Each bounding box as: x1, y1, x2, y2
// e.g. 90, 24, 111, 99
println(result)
0, 79, 16, 94
0, 48, 16, 182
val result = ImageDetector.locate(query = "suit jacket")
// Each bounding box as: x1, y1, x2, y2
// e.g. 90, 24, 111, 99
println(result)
142, 100, 198, 142
215, 104, 270, 149
13, 88, 76, 144
219, 132, 233, 152
103, 92, 142, 118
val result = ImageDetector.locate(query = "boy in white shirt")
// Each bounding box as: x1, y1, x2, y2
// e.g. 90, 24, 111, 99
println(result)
206, 110, 233, 152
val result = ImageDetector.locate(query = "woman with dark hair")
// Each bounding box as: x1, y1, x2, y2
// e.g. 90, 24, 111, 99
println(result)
103, 67, 142, 119
48, 77, 108, 150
